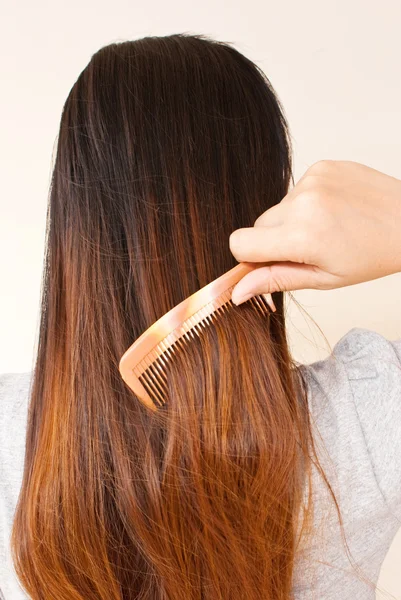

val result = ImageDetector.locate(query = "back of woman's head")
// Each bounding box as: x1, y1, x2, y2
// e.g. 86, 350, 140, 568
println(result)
11, 34, 322, 599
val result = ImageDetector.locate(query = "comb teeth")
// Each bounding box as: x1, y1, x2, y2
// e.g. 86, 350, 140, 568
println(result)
137, 292, 271, 407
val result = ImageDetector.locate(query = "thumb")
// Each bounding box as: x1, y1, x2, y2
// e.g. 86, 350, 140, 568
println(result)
231, 262, 322, 305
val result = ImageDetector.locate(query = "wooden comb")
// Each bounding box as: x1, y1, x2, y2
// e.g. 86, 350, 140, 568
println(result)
119, 262, 276, 411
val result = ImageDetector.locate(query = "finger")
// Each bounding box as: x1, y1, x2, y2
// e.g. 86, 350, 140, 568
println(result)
229, 225, 304, 263
231, 262, 324, 305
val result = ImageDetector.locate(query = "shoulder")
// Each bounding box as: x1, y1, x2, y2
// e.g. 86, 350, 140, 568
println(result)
299, 326, 401, 428
331, 327, 401, 399
337, 328, 401, 512
333, 326, 401, 368
301, 327, 401, 389
301, 328, 401, 513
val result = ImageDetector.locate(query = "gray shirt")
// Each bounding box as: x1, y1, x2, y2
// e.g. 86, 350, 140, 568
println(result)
1, 327, 401, 599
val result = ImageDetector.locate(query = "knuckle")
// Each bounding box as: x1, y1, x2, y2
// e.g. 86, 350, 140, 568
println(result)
301, 174, 325, 188
266, 265, 297, 293
307, 159, 335, 176
269, 269, 288, 293
259, 265, 283, 293
253, 214, 265, 227
294, 189, 322, 209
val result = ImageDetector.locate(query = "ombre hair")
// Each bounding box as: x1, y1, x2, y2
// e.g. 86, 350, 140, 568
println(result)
11, 34, 342, 599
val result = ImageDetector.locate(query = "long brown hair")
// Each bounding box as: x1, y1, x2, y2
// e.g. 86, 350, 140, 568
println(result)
11, 34, 339, 599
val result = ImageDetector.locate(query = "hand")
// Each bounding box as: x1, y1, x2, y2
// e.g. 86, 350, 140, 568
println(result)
229, 160, 401, 305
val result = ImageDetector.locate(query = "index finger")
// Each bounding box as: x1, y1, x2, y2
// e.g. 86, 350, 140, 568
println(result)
229, 225, 305, 264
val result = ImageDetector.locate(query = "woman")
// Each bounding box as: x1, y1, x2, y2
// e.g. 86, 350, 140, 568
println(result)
1, 34, 400, 599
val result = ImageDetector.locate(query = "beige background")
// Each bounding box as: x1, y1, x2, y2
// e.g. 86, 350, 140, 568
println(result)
1, 0, 400, 597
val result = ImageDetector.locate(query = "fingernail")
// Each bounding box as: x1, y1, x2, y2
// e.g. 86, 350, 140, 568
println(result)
232, 292, 254, 306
